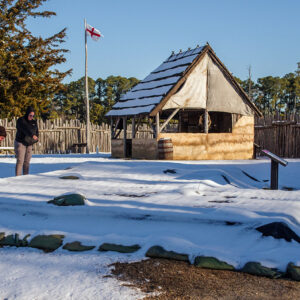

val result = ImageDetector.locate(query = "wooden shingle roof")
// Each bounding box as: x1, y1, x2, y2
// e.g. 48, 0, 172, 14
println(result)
106, 46, 205, 116
106, 45, 262, 117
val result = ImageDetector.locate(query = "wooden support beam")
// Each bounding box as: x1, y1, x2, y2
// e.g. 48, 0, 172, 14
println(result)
204, 109, 209, 133
112, 117, 120, 139
115, 129, 122, 139
147, 117, 155, 134
135, 117, 142, 135
110, 117, 113, 139
123, 116, 127, 157
156, 112, 160, 138
132, 117, 136, 138
160, 108, 180, 132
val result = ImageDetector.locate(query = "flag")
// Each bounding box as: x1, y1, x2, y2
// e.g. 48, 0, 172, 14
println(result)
85, 24, 102, 41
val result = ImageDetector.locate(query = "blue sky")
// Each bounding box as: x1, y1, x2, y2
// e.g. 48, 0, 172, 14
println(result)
27, 0, 300, 83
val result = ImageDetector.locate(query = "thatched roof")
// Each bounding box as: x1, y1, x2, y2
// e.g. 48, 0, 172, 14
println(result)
106, 44, 262, 117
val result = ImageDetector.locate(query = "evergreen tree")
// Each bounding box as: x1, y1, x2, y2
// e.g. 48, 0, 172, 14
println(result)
95, 75, 139, 122
54, 75, 139, 124
53, 77, 95, 121
0, 0, 71, 118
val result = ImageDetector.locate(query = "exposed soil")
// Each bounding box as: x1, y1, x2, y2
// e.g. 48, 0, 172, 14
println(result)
110, 258, 300, 300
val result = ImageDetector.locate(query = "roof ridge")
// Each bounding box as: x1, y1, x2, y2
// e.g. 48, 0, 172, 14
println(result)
167, 45, 205, 61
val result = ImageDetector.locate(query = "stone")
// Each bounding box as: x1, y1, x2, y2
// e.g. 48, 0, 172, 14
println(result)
163, 169, 176, 174
63, 241, 95, 252
146, 245, 189, 262
48, 193, 85, 206
286, 263, 300, 281
59, 176, 80, 180
98, 243, 141, 253
194, 256, 235, 271
29, 234, 65, 252
0, 233, 30, 247
241, 262, 280, 279
256, 222, 300, 243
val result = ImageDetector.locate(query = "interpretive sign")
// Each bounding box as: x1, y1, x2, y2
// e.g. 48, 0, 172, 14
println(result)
261, 149, 288, 190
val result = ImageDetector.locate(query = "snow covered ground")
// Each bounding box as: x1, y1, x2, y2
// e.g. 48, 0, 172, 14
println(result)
0, 154, 299, 299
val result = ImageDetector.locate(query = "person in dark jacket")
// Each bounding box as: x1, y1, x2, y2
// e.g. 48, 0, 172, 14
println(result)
0, 126, 6, 143
15, 106, 39, 176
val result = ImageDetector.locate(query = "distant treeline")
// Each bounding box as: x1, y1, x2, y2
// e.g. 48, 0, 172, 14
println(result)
1, 0, 299, 123
49, 76, 139, 124
50, 68, 300, 124
234, 67, 300, 116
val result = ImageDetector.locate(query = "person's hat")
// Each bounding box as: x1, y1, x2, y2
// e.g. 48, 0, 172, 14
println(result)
0, 126, 6, 137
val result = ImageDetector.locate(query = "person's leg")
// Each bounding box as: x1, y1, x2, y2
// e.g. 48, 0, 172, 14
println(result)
23, 145, 33, 175
14, 141, 26, 176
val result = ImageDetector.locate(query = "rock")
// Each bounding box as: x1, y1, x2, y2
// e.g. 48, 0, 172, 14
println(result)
146, 245, 189, 262
256, 222, 300, 243
0, 233, 30, 247
59, 176, 80, 180
29, 234, 65, 252
241, 262, 280, 279
48, 193, 85, 206
98, 243, 141, 253
163, 169, 176, 174
194, 256, 235, 271
286, 263, 300, 281
63, 241, 95, 252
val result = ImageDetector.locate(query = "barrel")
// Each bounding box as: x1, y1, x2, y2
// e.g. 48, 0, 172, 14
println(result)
158, 138, 173, 160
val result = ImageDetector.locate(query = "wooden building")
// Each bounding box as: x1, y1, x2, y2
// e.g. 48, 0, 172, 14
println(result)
106, 44, 262, 160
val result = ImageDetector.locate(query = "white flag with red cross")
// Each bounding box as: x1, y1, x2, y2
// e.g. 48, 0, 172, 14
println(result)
86, 24, 103, 41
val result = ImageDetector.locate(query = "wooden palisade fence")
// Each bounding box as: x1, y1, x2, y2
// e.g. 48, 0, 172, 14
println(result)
0, 113, 299, 157
0, 118, 153, 154
0, 118, 111, 154
255, 113, 300, 158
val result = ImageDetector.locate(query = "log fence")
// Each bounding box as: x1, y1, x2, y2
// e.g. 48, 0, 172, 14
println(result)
0, 113, 299, 157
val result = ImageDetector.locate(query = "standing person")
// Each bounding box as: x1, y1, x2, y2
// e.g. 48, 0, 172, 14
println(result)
15, 106, 39, 176
0, 126, 6, 143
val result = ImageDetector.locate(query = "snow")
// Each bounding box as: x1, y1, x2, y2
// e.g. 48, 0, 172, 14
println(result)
119, 85, 172, 102
113, 96, 163, 109
106, 104, 155, 116
141, 65, 187, 83
131, 76, 180, 92
152, 53, 198, 74
0, 154, 300, 299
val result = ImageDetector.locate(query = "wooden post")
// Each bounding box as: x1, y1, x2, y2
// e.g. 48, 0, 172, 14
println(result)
205, 64, 209, 134
110, 117, 114, 139
132, 117, 135, 138
204, 109, 209, 133
84, 18, 90, 154
123, 117, 127, 157
156, 112, 160, 138
271, 160, 279, 190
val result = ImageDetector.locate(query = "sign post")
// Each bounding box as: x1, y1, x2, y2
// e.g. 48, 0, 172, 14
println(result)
261, 150, 288, 190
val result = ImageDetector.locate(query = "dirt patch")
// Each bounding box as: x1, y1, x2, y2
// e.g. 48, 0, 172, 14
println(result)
110, 258, 300, 299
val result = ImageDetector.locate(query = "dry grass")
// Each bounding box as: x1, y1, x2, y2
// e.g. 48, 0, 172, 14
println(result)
111, 258, 300, 300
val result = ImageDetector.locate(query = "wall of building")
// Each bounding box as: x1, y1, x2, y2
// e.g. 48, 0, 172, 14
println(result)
111, 138, 158, 159
132, 139, 158, 159
111, 139, 125, 158
111, 116, 254, 160
158, 116, 254, 160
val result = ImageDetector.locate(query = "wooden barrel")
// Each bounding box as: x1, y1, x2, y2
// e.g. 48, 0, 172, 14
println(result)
158, 138, 173, 160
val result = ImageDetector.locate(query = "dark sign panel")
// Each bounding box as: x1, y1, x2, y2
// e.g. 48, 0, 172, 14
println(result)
261, 150, 288, 167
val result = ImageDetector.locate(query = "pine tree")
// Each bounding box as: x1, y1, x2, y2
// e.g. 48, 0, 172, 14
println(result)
0, 0, 71, 118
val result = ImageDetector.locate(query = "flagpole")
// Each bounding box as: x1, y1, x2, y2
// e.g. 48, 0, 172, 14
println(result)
84, 18, 90, 154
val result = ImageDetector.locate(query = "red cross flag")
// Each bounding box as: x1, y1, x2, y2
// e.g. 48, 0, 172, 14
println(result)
86, 24, 102, 41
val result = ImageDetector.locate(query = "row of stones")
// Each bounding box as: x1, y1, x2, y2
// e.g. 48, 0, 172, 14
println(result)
1, 232, 300, 281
